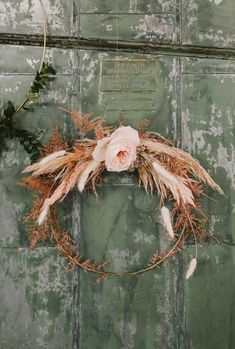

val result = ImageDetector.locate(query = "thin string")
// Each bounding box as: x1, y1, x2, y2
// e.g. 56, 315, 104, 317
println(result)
183, 203, 198, 259
115, 0, 120, 122
38, 0, 47, 72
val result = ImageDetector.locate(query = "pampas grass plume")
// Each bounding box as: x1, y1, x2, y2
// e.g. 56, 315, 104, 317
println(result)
22, 150, 67, 174
37, 204, 49, 225
39, 150, 67, 165
152, 161, 194, 206
186, 258, 197, 280
152, 161, 178, 184
77, 160, 100, 192
160, 206, 174, 238
145, 140, 223, 194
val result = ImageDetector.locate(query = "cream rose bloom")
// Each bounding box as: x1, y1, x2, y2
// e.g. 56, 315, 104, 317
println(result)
92, 126, 140, 172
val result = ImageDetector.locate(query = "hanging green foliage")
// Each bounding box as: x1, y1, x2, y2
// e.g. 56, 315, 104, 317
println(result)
0, 62, 56, 162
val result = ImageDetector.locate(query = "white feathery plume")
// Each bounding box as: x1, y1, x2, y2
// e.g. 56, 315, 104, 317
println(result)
37, 162, 87, 225
186, 258, 197, 280
153, 161, 178, 184
22, 150, 68, 174
22, 162, 39, 174
144, 140, 223, 194
37, 200, 50, 225
77, 160, 100, 192
39, 150, 67, 165
54, 167, 67, 182
37, 184, 68, 225
152, 161, 194, 206
160, 206, 174, 238
37, 184, 65, 225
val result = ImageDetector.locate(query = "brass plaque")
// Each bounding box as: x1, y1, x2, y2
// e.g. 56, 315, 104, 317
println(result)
99, 59, 159, 112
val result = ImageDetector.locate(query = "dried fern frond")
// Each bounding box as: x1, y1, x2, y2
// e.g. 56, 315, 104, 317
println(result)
24, 197, 44, 223
60, 108, 114, 138
27, 227, 48, 249
20, 176, 53, 195
41, 126, 68, 157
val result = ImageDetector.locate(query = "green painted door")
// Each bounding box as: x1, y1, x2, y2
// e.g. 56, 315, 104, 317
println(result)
0, 1, 234, 348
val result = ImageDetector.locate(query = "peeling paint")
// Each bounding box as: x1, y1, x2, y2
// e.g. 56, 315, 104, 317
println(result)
133, 229, 155, 244
182, 0, 235, 48
133, 15, 174, 42
0, 0, 75, 36
0, 248, 73, 348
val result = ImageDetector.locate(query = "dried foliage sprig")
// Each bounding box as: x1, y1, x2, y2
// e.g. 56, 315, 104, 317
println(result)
0, 0, 56, 161
22, 110, 223, 280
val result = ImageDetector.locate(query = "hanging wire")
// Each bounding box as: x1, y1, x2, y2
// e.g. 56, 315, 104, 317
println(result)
14, 0, 47, 115
38, 0, 47, 72
115, 0, 120, 122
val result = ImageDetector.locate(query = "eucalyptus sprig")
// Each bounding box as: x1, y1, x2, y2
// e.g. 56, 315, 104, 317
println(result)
0, 63, 56, 162
14, 62, 56, 114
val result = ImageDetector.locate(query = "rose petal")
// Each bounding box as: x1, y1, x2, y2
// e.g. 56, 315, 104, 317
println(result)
110, 126, 140, 146
109, 136, 134, 147
92, 137, 110, 162
105, 142, 136, 172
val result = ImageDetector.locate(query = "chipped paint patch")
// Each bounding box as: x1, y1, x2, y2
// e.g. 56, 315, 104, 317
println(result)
108, 249, 140, 272
134, 229, 155, 244
105, 24, 113, 32
0, 248, 73, 347
216, 143, 235, 187
26, 58, 40, 70
120, 321, 136, 349
182, 0, 235, 47
133, 14, 175, 42
0, 0, 75, 36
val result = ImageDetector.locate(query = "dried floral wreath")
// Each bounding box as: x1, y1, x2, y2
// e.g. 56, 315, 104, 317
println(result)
21, 110, 223, 281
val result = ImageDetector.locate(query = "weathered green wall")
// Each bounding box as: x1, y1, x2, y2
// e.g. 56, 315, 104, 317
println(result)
0, 1, 234, 348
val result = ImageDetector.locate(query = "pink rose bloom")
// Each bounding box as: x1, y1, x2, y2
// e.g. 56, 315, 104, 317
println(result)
92, 126, 140, 172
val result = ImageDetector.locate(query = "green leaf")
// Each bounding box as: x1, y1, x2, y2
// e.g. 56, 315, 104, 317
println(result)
30, 85, 40, 94
0, 128, 8, 155
32, 81, 46, 92
41, 62, 56, 75
28, 62, 56, 99
13, 128, 42, 162
3, 101, 15, 119
22, 106, 33, 111
27, 91, 39, 101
